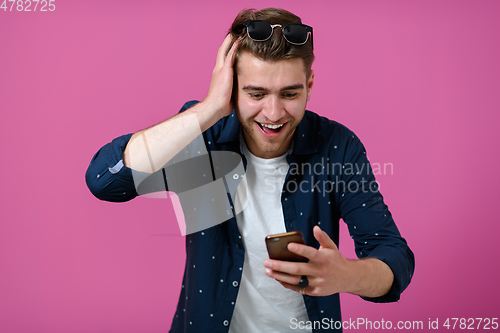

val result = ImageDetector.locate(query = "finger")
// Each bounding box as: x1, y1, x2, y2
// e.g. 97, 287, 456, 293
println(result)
264, 267, 302, 285
313, 225, 338, 250
216, 34, 233, 68
224, 36, 241, 68
287, 242, 318, 261
264, 259, 308, 277
279, 281, 315, 296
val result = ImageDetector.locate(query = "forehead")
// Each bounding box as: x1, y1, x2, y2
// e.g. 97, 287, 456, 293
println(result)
236, 52, 307, 88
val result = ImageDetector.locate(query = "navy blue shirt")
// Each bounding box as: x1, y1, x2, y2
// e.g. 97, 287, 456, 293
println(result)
86, 101, 414, 332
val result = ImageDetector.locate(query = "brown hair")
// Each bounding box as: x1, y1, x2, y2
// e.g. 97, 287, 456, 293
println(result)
228, 8, 315, 79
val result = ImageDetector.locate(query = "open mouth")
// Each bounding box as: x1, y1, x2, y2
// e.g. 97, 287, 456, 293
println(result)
256, 121, 286, 136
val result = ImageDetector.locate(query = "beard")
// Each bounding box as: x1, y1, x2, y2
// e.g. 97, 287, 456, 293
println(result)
234, 104, 304, 157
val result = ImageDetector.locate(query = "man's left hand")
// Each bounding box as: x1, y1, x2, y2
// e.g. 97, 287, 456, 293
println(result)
263, 226, 358, 297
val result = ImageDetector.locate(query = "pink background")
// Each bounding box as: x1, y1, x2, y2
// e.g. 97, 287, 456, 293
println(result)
1, 0, 499, 332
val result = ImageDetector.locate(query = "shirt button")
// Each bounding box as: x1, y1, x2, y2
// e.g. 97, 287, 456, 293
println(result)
223, 320, 229, 327
232, 281, 239, 288
235, 243, 241, 249
233, 174, 239, 180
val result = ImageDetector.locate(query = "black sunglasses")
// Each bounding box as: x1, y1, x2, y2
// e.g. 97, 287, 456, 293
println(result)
243, 20, 313, 48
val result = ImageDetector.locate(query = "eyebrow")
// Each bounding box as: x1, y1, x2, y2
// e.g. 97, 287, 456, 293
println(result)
242, 84, 305, 92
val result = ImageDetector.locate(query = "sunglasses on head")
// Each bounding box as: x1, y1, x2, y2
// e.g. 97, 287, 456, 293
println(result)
243, 20, 313, 48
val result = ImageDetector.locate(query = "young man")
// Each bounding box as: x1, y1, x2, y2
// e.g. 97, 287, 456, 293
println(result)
86, 8, 414, 333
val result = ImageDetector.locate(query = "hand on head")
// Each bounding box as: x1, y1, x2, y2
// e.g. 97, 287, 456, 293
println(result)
202, 35, 241, 120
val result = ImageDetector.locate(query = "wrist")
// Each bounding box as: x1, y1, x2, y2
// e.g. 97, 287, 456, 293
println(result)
344, 258, 394, 298
189, 101, 224, 133
342, 259, 364, 295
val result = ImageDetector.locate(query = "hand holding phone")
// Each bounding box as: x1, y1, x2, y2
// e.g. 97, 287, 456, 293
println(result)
265, 231, 309, 291
265, 231, 308, 263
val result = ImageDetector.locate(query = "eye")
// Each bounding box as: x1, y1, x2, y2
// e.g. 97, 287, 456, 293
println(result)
282, 92, 298, 99
250, 93, 265, 99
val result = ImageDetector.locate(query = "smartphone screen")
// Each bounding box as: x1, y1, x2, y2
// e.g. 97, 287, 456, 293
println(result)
265, 231, 308, 262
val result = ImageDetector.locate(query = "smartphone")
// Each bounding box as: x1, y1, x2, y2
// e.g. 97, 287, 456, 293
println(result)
265, 231, 308, 262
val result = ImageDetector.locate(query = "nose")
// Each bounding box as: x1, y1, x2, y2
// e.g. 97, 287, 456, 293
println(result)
262, 95, 286, 122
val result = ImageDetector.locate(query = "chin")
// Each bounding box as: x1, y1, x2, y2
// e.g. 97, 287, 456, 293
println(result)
256, 142, 283, 153
249, 127, 293, 157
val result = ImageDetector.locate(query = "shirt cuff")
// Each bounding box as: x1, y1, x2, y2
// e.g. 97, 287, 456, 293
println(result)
361, 244, 415, 303
85, 133, 138, 202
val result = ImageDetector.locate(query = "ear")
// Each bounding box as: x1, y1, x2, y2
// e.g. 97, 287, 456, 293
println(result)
306, 70, 314, 102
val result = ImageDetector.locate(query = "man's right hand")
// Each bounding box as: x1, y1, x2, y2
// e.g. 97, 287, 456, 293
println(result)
201, 34, 240, 120
123, 35, 240, 173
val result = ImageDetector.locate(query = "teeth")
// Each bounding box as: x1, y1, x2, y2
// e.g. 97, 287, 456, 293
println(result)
260, 123, 284, 129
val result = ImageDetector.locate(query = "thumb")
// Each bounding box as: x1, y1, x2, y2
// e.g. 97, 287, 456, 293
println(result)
313, 226, 338, 251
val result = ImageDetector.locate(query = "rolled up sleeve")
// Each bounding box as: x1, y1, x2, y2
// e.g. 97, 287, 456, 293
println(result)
337, 133, 415, 303
85, 133, 138, 202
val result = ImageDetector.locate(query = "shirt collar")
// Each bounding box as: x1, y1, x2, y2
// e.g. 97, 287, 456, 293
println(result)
291, 111, 318, 155
216, 112, 241, 144
217, 110, 318, 155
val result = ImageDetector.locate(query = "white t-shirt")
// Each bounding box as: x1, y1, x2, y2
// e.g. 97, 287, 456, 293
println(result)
229, 139, 311, 333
